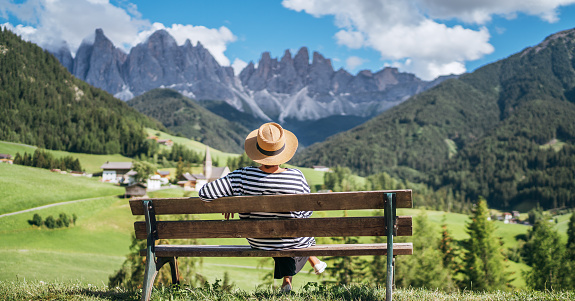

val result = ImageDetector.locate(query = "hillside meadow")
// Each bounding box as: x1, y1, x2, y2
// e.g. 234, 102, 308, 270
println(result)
3, 163, 571, 293
1, 142, 572, 294
0, 163, 123, 215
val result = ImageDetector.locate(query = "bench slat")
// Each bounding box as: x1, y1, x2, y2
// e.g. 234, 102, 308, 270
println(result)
134, 216, 412, 239
140, 243, 414, 257
130, 190, 412, 215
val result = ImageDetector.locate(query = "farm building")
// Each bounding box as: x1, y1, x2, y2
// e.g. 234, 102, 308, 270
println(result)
100, 161, 133, 183
178, 173, 207, 191
124, 183, 147, 198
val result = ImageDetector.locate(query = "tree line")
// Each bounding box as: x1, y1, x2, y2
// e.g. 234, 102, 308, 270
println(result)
13, 149, 82, 172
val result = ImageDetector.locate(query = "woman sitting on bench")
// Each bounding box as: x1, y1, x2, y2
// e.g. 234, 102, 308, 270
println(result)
199, 122, 327, 292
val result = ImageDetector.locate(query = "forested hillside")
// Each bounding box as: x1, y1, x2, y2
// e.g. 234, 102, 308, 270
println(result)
293, 28, 575, 210
0, 28, 164, 156
127, 89, 250, 153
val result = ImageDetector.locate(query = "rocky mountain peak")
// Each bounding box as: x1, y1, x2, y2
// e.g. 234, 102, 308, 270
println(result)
72, 29, 126, 94
49, 28, 449, 133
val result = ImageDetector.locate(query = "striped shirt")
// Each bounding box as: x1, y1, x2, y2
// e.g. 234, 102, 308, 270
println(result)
198, 166, 316, 250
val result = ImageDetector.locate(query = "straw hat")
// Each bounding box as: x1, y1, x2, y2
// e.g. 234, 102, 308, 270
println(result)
244, 122, 298, 165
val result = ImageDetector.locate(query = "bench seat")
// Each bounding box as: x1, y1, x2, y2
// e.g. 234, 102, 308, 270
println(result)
142, 243, 414, 257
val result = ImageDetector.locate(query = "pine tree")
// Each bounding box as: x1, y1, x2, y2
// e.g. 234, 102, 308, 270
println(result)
439, 216, 459, 274
324, 236, 367, 285
395, 211, 455, 290
565, 213, 575, 288
523, 219, 567, 290
460, 198, 508, 291
567, 213, 575, 258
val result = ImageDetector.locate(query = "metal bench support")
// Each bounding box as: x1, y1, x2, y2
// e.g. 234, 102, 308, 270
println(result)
386, 193, 396, 301
141, 201, 179, 301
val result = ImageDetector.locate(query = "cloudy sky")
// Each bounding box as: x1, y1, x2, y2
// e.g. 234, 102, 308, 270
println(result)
1, 0, 575, 80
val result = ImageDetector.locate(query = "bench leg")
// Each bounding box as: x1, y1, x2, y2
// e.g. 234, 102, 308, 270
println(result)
141, 256, 179, 301
142, 254, 158, 301
166, 257, 180, 285
392, 256, 396, 290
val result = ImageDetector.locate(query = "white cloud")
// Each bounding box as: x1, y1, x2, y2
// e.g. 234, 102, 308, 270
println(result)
135, 22, 237, 66
334, 30, 364, 49
417, 0, 575, 24
231, 58, 248, 75
282, 0, 575, 79
1, 0, 238, 66
2, 0, 149, 53
345, 56, 366, 71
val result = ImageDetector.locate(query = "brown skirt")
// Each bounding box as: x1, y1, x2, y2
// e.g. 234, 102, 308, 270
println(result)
273, 257, 309, 279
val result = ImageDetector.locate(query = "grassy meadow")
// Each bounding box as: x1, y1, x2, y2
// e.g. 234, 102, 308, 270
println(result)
1, 138, 573, 295
3, 162, 568, 292
0, 163, 123, 215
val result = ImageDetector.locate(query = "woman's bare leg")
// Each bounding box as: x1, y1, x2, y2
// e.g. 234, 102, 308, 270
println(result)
308, 256, 320, 266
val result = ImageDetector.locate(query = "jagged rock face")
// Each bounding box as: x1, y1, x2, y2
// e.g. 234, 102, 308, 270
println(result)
51, 28, 450, 124
239, 47, 444, 121
73, 29, 127, 94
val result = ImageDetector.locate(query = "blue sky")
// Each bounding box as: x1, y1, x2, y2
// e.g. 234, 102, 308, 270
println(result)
2, 0, 575, 80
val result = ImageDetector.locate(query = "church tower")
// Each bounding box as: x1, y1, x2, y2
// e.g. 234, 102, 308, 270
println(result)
204, 146, 212, 180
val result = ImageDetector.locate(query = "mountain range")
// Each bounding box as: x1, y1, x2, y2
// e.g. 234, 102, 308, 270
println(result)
50, 28, 451, 145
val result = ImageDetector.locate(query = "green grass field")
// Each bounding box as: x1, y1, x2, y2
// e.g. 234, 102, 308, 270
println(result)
1, 176, 558, 291
0, 164, 123, 215
1, 148, 572, 293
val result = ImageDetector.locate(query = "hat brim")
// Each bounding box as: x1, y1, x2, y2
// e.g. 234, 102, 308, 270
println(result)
244, 128, 298, 165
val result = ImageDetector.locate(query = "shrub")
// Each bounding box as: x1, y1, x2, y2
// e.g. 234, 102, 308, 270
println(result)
44, 215, 56, 229
28, 213, 43, 227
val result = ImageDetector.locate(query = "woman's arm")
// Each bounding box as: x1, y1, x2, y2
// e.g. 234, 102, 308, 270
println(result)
198, 176, 233, 201
198, 176, 236, 220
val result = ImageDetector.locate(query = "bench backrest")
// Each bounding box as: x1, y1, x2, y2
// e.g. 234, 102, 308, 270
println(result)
129, 190, 412, 240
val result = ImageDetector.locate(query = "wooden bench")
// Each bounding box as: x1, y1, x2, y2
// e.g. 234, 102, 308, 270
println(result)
129, 190, 413, 301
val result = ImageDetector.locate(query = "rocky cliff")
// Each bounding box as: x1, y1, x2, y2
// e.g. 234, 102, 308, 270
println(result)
52, 29, 452, 140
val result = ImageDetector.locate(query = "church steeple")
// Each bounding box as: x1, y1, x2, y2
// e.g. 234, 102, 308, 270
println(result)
204, 146, 212, 179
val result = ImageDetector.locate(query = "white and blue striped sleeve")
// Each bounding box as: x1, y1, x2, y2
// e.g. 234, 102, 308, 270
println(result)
198, 176, 234, 202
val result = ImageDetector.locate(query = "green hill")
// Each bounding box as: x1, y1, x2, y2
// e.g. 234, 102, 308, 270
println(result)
0, 28, 165, 157
0, 163, 123, 215
128, 89, 250, 153
293, 28, 575, 210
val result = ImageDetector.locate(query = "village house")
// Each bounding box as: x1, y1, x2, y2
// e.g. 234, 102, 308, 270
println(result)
0, 153, 13, 164
177, 173, 207, 191
100, 161, 133, 183
157, 139, 174, 147
313, 165, 330, 172
156, 170, 170, 185
121, 170, 162, 191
